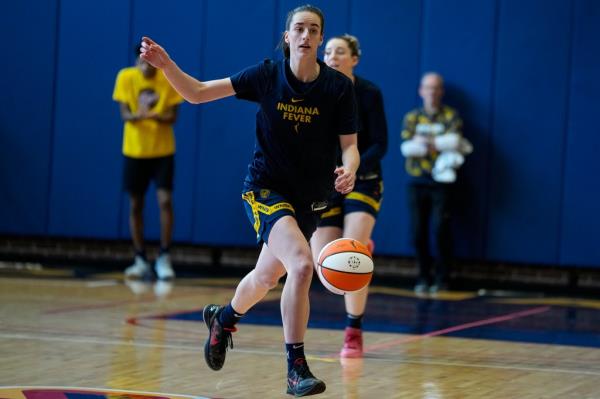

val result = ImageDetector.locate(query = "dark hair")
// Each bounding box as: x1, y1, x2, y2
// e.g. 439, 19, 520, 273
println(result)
329, 34, 361, 58
278, 4, 325, 59
135, 44, 142, 56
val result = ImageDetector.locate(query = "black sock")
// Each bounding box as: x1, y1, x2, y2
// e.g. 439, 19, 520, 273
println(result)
218, 303, 244, 329
346, 313, 363, 329
159, 246, 170, 255
286, 342, 305, 372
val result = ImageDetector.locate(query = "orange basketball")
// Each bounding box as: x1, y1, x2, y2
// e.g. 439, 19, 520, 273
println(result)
316, 238, 374, 295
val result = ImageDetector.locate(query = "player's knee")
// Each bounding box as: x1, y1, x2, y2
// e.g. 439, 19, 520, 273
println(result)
288, 261, 314, 284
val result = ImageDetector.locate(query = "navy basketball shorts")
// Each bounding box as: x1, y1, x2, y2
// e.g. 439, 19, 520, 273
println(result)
242, 187, 321, 245
318, 178, 383, 228
123, 155, 174, 195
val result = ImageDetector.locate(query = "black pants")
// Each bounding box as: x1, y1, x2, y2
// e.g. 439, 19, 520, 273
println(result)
407, 183, 453, 285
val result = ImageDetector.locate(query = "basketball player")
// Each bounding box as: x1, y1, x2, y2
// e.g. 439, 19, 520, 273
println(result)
311, 35, 388, 358
139, 4, 359, 396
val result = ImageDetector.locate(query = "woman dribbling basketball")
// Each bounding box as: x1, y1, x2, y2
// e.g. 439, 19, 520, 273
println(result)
140, 4, 359, 397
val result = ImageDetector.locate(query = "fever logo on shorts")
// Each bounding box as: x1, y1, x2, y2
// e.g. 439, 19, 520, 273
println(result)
260, 189, 270, 199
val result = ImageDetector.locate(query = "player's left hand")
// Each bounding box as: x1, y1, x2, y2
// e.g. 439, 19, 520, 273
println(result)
334, 166, 355, 194
140, 37, 171, 69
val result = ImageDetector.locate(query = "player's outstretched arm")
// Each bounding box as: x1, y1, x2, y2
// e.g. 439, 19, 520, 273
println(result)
140, 36, 235, 104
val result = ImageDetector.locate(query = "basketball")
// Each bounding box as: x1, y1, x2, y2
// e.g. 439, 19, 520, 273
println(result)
316, 238, 374, 295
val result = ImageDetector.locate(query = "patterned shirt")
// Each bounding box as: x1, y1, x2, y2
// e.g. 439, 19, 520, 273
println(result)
401, 105, 463, 183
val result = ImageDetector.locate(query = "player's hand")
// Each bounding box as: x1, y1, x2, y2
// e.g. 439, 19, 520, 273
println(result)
334, 166, 356, 195
140, 36, 171, 69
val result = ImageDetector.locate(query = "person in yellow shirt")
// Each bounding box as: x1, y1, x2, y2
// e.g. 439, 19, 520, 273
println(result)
113, 45, 183, 280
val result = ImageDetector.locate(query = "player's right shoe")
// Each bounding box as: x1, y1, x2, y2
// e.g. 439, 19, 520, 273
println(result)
203, 304, 236, 371
155, 253, 175, 280
286, 358, 326, 397
340, 327, 363, 358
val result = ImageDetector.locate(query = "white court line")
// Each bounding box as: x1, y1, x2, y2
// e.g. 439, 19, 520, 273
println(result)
0, 332, 281, 356
85, 280, 119, 288
0, 386, 208, 399
2, 331, 599, 377
359, 355, 600, 377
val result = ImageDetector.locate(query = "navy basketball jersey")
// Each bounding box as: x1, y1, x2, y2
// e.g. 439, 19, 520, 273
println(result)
354, 75, 388, 177
231, 59, 357, 209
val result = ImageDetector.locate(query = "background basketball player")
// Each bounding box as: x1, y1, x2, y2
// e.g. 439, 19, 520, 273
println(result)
311, 34, 388, 359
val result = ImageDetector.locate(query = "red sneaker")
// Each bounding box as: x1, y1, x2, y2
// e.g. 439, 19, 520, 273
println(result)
340, 327, 363, 358
367, 239, 375, 255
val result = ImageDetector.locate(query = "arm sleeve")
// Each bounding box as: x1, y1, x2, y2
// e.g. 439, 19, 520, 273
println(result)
358, 88, 388, 172
112, 70, 129, 103
230, 60, 272, 103
400, 110, 427, 157
336, 78, 359, 135
448, 110, 464, 135
401, 111, 417, 140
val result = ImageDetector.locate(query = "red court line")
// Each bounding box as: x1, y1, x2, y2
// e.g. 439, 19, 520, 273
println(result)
365, 305, 552, 353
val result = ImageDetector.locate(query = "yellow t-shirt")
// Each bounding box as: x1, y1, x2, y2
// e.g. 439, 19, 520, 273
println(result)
113, 67, 184, 158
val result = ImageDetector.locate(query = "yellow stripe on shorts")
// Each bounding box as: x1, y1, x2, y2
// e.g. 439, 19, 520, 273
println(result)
242, 191, 295, 236
346, 192, 382, 212
320, 206, 342, 219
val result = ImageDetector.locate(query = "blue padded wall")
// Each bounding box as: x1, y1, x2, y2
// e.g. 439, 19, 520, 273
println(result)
2, 0, 600, 268
0, 1, 58, 234
560, 0, 600, 267
351, 0, 422, 256
47, 0, 130, 238
420, 0, 497, 259
486, 0, 572, 264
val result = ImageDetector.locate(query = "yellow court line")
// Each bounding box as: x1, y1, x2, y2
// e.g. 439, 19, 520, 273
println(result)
368, 285, 478, 300
489, 297, 600, 310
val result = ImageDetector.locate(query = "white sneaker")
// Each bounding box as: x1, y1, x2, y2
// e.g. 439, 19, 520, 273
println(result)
154, 280, 174, 298
124, 255, 152, 279
155, 253, 175, 280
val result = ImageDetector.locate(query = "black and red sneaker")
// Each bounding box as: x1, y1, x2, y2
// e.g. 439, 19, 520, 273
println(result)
286, 358, 326, 397
203, 304, 236, 371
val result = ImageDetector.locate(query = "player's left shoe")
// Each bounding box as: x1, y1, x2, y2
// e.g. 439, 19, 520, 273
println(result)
286, 358, 326, 397
340, 327, 363, 358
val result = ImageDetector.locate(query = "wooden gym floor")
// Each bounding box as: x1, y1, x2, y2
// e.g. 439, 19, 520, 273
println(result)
1, 264, 599, 398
